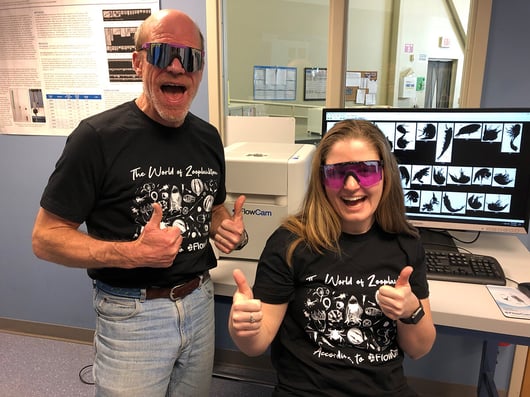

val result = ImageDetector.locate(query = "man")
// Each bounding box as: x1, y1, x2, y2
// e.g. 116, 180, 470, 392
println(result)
32, 9, 246, 397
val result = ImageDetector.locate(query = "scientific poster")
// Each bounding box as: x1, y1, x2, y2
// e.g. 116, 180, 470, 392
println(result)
0, 0, 159, 136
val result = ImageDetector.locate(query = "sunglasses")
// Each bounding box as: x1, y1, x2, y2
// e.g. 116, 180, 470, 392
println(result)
140, 42, 204, 72
321, 160, 384, 189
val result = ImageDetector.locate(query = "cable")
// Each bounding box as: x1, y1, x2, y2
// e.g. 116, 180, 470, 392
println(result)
78, 365, 275, 388
423, 241, 472, 253
419, 228, 474, 253
79, 364, 94, 385
421, 228, 482, 245
451, 231, 481, 245
77, 366, 274, 388
505, 276, 520, 285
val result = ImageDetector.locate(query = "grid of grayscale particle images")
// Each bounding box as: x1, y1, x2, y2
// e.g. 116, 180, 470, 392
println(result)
375, 120, 522, 218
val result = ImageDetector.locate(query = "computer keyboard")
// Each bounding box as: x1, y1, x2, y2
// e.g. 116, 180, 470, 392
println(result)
425, 250, 506, 286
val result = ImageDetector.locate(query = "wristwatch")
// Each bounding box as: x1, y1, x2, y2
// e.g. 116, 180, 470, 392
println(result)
234, 229, 249, 250
399, 300, 424, 324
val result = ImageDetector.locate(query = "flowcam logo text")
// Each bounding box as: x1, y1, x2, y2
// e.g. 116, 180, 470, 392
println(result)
242, 208, 273, 217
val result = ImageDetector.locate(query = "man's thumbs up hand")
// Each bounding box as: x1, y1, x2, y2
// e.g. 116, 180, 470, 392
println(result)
214, 195, 247, 254
232, 195, 245, 223
144, 202, 164, 231
133, 203, 182, 268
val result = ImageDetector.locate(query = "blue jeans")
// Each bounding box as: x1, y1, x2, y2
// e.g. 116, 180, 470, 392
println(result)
92, 277, 215, 397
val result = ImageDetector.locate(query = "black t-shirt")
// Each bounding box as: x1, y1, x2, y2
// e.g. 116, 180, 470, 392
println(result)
253, 224, 428, 397
40, 101, 226, 287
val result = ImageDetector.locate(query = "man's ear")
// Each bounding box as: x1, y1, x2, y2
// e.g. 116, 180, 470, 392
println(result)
132, 52, 143, 77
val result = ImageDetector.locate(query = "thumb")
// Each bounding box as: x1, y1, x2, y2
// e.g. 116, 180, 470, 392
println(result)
395, 266, 413, 289
232, 195, 246, 221
233, 268, 253, 299
147, 202, 163, 229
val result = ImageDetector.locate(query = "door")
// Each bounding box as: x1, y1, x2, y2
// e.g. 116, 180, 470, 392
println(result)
425, 59, 454, 108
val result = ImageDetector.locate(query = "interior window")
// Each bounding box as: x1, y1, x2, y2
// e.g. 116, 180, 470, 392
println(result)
211, 0, 490, 142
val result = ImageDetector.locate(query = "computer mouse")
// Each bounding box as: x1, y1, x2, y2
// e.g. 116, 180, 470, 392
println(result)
518, 282, 530, 299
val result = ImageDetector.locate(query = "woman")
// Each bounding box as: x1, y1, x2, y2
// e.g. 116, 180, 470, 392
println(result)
229, 119, 436, 396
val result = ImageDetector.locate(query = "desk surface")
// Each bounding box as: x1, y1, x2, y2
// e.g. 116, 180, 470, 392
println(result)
211, 233, 530, 339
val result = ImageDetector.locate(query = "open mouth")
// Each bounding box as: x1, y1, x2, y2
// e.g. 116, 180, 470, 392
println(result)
342, 196, 366, 206
161, 84, 186, 95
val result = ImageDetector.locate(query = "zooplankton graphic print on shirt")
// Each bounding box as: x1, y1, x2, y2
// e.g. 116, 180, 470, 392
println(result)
304, 273, 398, 365
130, 164, 219, 253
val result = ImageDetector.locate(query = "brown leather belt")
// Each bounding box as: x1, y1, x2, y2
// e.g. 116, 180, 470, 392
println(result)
146, 272, 209, 301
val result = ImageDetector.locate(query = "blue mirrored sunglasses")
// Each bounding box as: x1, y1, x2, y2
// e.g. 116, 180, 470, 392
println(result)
321, 160, 384, 189
140, 42, 204, 72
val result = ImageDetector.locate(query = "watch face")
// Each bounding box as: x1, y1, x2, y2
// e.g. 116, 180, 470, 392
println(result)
235, 229, 248, 250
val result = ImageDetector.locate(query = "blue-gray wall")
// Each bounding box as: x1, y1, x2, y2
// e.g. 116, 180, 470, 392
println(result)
481, 0, 530, 109
0, 0, 528, 391
483, 1, 530, 254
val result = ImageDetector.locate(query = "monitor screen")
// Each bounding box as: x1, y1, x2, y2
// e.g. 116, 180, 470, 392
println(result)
321, 108, 530, 235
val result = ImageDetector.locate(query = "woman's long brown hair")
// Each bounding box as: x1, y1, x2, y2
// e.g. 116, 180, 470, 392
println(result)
282, 119, 418, 265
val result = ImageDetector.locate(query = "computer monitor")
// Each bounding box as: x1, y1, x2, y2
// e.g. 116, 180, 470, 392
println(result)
321, 108, 530, 246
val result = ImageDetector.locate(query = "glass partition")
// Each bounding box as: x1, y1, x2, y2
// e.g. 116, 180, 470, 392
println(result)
209, 0, 491, 142
222, 0, 329, 140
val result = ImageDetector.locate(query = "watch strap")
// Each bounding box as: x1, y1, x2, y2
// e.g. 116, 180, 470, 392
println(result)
234, 229, 249, 250
399, 300, 424, 324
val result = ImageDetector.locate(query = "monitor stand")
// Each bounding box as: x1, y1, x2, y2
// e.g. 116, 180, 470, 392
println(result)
419, 228, 459, 252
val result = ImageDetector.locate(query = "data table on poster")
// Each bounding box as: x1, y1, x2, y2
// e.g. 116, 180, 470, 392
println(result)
46, 94, 104, 130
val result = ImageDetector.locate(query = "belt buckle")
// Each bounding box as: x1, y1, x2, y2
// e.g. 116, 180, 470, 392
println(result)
169, 282, 185, 301
168, 274, 204, 301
